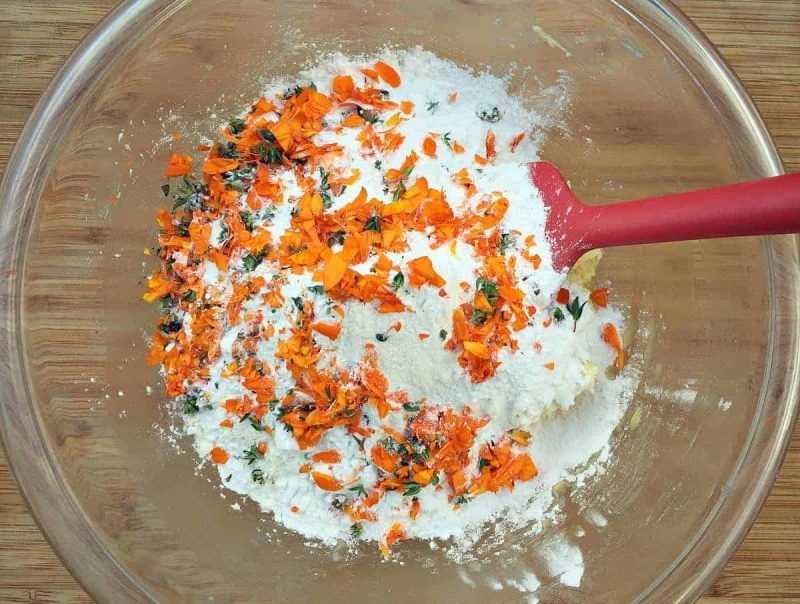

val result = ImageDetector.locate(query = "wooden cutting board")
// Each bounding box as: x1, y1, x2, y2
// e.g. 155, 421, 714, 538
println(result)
0, 0, 798, 601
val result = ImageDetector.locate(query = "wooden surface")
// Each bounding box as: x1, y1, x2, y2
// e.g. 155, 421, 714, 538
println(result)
0, 0, 799, 601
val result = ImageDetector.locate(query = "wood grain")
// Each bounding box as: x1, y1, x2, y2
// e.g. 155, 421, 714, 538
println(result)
0, 0, 798, 601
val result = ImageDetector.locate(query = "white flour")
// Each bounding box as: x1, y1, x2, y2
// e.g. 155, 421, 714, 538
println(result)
148, 48, 639, 594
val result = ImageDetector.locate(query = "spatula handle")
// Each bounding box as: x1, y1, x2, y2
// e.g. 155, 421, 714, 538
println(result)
585, 173, 800, 249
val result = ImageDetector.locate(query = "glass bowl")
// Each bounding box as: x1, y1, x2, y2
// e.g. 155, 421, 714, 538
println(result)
1, 0, 798, 601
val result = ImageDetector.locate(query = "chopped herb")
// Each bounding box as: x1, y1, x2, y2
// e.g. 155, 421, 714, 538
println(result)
566, 296, 589, 331
182, 290, 197, 302
453, 495, 470, 505
478, 458, 490, 470
374, 159, 383, 170
284, 84, 304, 98
268, 399, 280, 411
242, 444, 264, 465
408, 438, 429, 463
392, 272, 404, 290
476, 277, 499, 306
471, 309, 488, 325
228, 117, 246, 135
242, 249, 267, 272
216, 142, 240, 159
331, 495, 347, 510
308, 285, 325, 296
403, 402, 420, 413
217, 222, 230, 245
364, 214, 382, 232
348, 484, 368, 497
498, 233, 515, 255
252, 468, 265, 484
376, 332, 390, 342
442, 131, 453, 149
477, 106, 501, 122
430, 473, 440, 486
239, 211, 256, 232
553, 307, 565, 323
439, 329, 448, 341
379, 437, 407, 455
249, 416, 263, 432
172, 176, 207, 211
318, 167, 333, 209
180, 394, 199, 414
292, 297, 304, 312
402, 166, 414, 179
404, 483, 421, 496
356, 106, 379, 124
427, 100, 440, 113
350, 523, 364, 538
161, 184, 170, 197
159, 295, 173, 314
175, 217, 191, 237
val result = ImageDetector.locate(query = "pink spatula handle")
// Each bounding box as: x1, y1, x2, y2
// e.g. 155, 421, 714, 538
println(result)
585, 172, 800, 249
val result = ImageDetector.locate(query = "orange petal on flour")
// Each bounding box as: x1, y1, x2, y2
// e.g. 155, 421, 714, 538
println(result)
374, 61, 401, 88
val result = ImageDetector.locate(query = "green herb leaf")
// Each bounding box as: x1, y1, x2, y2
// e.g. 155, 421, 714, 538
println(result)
404, 483, 421, 496
376, 332, 390, 342
356, 106, 379, 124
392, 272, 404, 290
403, 402, 420, 413
430, 473, 440, 486
498, 233, 514, 255
182, 289, 197, 302
161, 184, 170, 197
229, 117, 247, 135
350, 522, 364, 538
180, 394, 199, 414
566, 296, 589, 331
478, 458, 489, 470
439, 329, 448, 341
408, 438, 429, 463
308, 285, 325, 296
175, 217, 191, 237
442, 132, 453, 150
348, 484, 368, 497
471, 309, 488, 325
553, 307, 565, 323
427, 100, 440, 113
477, 106, 501, 123
476, 277, 499, 306
239, 211, 256, 232
216, 142, 240, 159
242, 444, 264, 465
242, 249, 267, 272
364, 214, 382, 232
453, 495, 470, 505
249, 416, 263, 432
252, 468, 265, 484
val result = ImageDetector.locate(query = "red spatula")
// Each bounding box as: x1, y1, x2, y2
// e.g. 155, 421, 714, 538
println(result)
529, 161, 800, 272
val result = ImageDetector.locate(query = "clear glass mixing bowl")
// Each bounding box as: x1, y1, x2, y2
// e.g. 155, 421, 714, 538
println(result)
1, 0, 798, 602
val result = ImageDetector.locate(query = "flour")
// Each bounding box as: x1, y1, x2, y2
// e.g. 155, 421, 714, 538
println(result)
148, 47, 640, 596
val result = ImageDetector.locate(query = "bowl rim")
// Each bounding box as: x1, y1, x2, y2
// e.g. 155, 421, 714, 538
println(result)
0, 1, 795, 602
